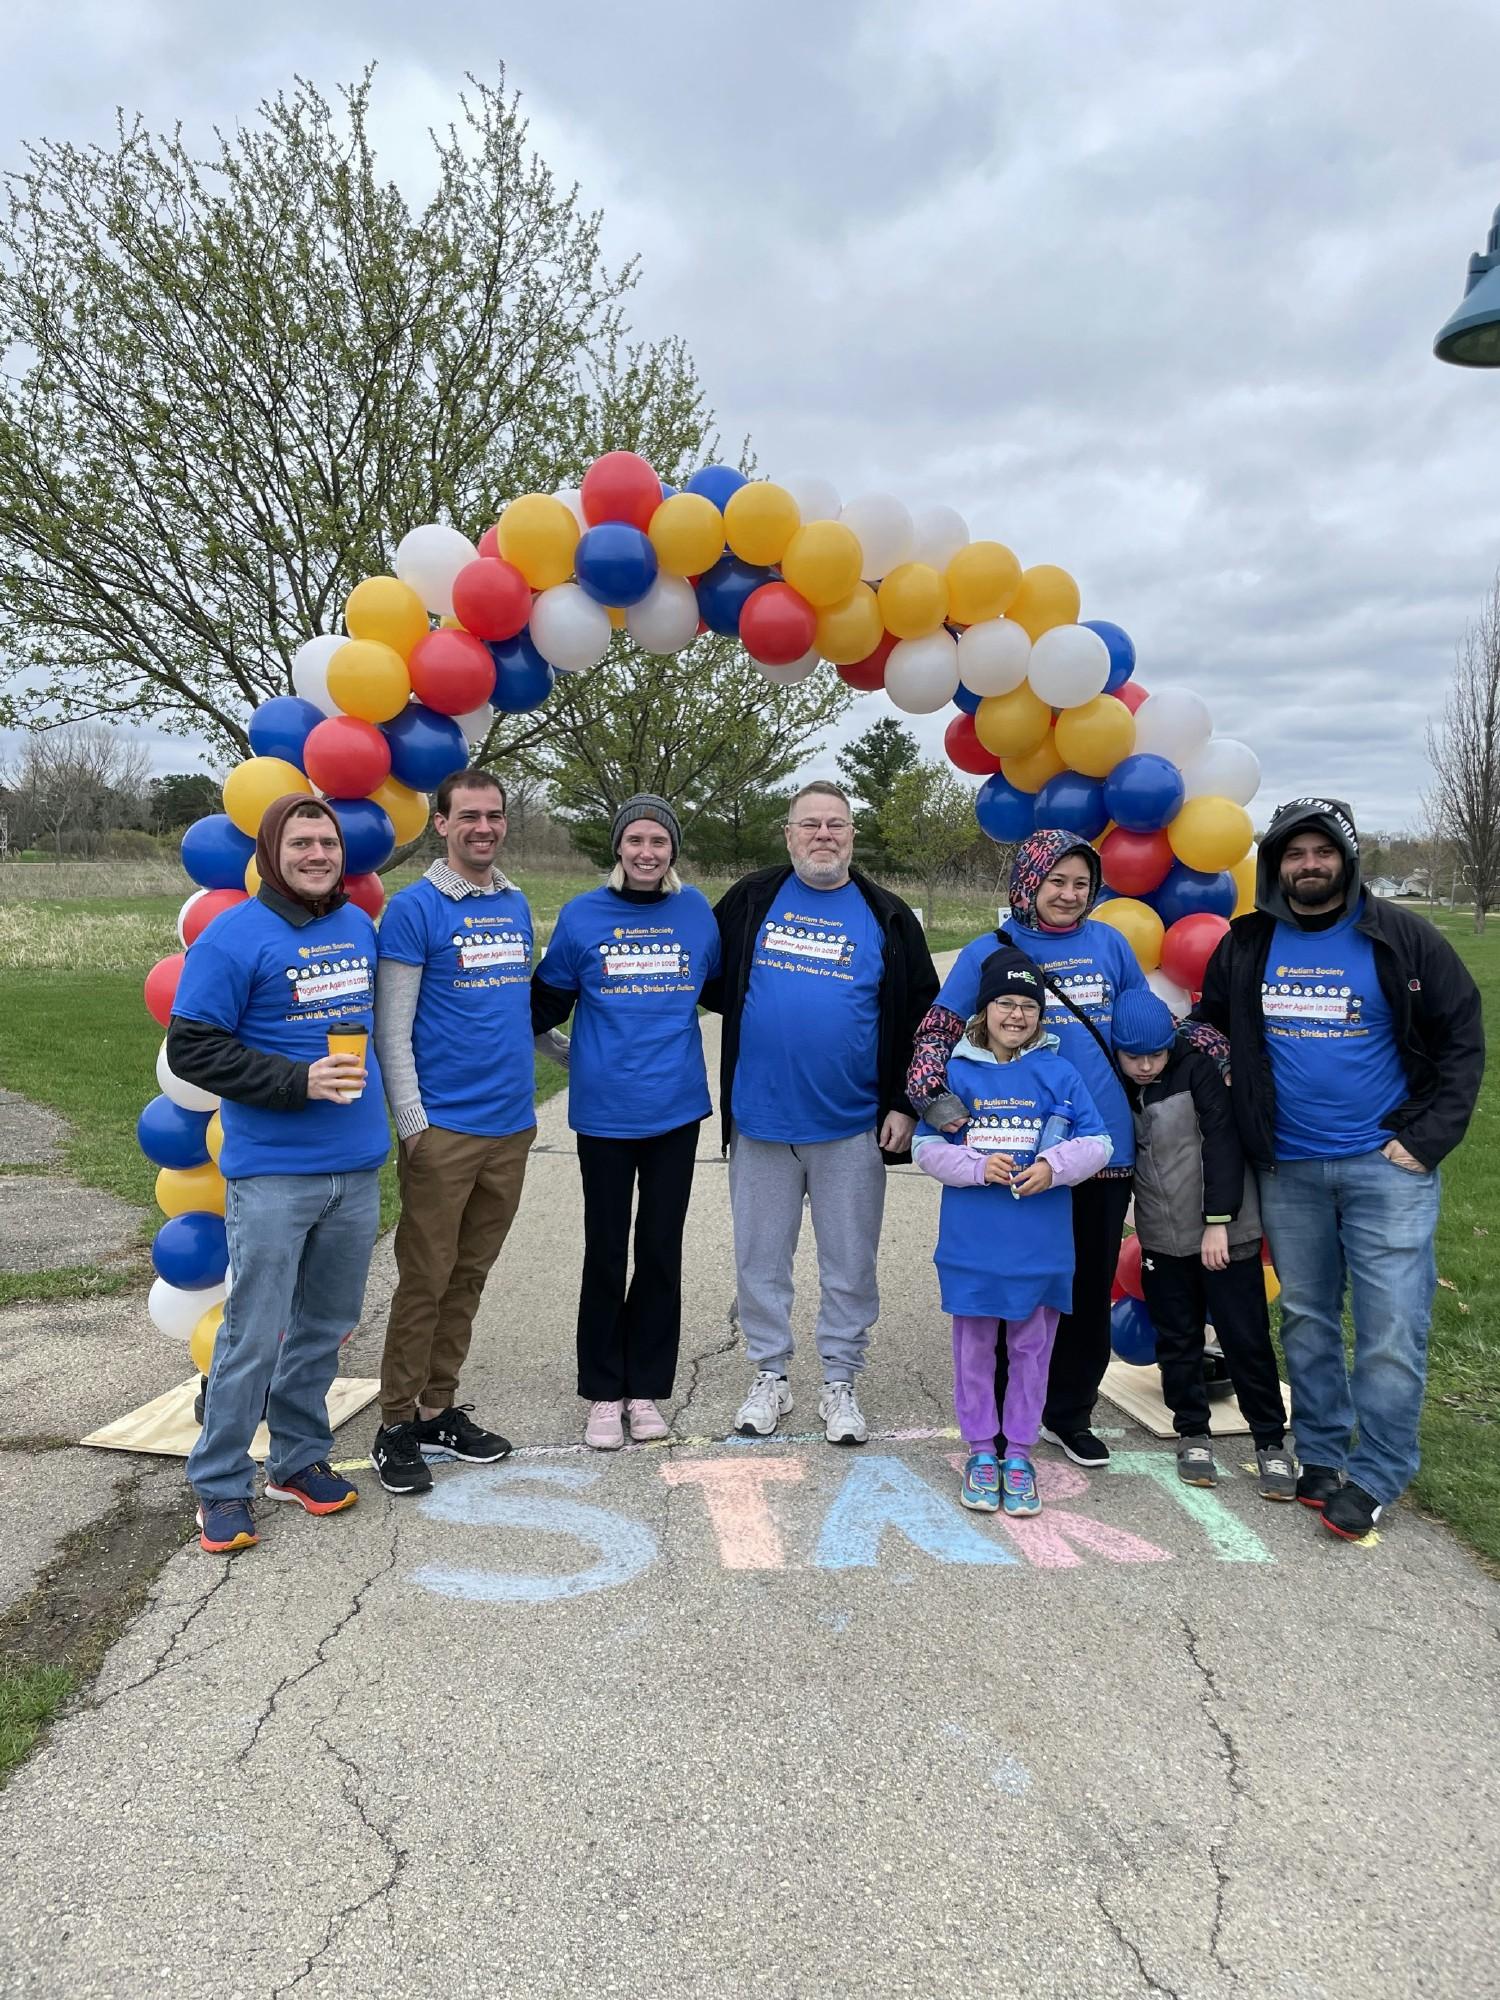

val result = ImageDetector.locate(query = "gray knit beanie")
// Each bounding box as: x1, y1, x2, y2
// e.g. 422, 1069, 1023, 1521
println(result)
611, 793, 680, 860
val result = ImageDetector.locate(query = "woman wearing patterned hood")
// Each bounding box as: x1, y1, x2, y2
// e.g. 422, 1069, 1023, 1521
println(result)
906, 828, 1148, 1467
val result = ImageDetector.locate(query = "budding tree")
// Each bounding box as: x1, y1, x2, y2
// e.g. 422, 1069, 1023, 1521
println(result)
1426, 572, 1500, 934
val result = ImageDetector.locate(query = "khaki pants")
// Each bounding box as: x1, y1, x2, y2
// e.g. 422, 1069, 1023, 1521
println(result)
380, 1124, 536, 1424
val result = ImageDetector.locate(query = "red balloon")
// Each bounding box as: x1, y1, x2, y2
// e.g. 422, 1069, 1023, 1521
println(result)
739, 582, 817, 667
344, 871, 386, 919
477, 523, 500, 561
1115, 680, 1150, 715
303, 715, 392, 798
581, 451, 662, 532
181, 889, 247, 947
145, 952, 186, 1027
450, 557, 531, 642
1116, 1232, 1145, 1301
837, 633, 897, 692
944, 712, 1003, 775
407, 629, 497, 716
1161, 913, 1231, 993
1099, 826, 1173, 896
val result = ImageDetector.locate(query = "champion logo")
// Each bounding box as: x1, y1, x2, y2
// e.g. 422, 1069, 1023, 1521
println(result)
1408, 978, 1421, 992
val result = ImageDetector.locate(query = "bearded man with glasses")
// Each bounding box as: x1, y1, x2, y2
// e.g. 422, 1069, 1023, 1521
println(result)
703, 781, 938, 1444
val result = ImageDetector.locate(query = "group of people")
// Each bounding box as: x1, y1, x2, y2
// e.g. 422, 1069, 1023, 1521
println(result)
166, 767, 1484, 1558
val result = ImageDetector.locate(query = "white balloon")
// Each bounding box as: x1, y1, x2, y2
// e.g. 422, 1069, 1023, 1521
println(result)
454, 704, 495, 747
909, 504, 970, 570
529, 583, 612, 673
755, 649, 821, 686
148, 1275, 228, 1343
782, 473, 841, 523
176, 889, 209, 947
156, 1040, 219, 1113
1026, 624, 1112, 708
626, 575, 700, 655
290, 634, 345, 718
958, 618, 1031, 696
394, 523, 480, 619
554, 487, 589, 533
1180, 737, 1261, 807
885, 630, 959, 714
1146, 968, 1192, 1019
1132, 688, 1213, 763
840, 492, 915, 581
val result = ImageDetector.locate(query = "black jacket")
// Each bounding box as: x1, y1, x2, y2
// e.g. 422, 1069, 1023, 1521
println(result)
701, 864, 938, 1162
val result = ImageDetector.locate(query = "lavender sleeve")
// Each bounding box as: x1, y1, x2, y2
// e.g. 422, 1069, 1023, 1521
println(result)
1041, 1134, 1113, 1187
913, 1139, 988, 1188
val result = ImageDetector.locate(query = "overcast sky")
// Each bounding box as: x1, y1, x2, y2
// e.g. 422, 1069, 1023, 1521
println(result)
4, 0, 1499, 831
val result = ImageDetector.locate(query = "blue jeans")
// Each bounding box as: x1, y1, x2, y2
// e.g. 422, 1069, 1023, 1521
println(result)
1259, 1150, 1440, 1505
186, 1171, 381, 1502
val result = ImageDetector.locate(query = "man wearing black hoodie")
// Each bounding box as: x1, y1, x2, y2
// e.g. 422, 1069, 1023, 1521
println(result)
1196, 798, 1484, 1541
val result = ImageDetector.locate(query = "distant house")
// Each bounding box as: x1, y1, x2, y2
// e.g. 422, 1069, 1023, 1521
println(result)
1366, 876, 1400, 899
1397, 875, 1429, 899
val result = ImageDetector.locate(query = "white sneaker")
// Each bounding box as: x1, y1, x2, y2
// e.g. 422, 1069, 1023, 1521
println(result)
734, 1370, 792, 1437
819, 1379, 869, 1446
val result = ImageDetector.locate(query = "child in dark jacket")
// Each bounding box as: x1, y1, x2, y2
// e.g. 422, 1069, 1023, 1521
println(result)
1112, 989, 1296, 1500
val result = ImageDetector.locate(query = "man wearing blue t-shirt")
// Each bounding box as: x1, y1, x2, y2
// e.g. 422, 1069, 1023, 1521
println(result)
1197, 797, 1483, 1542
706, 781, 938, 1445
371, 767, 564, 1497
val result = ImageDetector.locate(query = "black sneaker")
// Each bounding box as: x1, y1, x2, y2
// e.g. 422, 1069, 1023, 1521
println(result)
1295, 1463, 1343, 1510
1040, 1425, 1111, 1467
412, 1404, 512, 1463
1322, 1481, 1383, 1542
370, 1422, 434, 1496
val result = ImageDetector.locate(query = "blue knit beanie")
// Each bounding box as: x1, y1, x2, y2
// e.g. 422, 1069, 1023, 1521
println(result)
1112, 988, 1176, 1056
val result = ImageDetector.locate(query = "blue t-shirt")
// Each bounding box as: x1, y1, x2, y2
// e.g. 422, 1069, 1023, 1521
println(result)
935, 916, 1144, 1168
377, 877, 536, 1139
534, 885, 720, 1138
914, 1043, 1104, 1319
732, 878, 885, 1144
171, 897, 389, 1179
1263, 902, 1408, 1160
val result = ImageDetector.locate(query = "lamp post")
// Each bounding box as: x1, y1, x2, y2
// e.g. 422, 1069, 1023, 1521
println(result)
1433, 204, 1500, 367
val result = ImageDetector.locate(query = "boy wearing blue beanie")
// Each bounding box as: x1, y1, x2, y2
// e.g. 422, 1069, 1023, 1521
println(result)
1113, 989, 1296, 1498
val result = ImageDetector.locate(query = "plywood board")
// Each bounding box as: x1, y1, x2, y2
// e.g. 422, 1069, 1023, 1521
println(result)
80, 1377, 380, 1460
1099, 1358, 1292, 1440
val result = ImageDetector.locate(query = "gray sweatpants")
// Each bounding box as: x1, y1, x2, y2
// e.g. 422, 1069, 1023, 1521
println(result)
727, 1126, 886, 1381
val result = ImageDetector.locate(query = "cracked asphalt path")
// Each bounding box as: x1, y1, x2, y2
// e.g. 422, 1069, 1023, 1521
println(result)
2, 1018, 1498, 1999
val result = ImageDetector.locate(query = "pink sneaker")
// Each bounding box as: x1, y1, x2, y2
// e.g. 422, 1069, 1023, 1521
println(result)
585, 1400, 625, 1450
625, 1399, 669, 1442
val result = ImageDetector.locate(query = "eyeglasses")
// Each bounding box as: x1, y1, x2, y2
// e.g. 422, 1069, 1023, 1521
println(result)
787, 817, 852, 833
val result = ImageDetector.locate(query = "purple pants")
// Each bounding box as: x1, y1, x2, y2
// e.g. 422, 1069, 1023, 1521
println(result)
953, 1308, 1060, 1453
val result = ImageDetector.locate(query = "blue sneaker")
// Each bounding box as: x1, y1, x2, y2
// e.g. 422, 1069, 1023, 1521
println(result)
195, 1496, 258, 1554
265, 1461, 359, 1515
960, 1452, 1001, 1512
1001, 1455, 1041, 1517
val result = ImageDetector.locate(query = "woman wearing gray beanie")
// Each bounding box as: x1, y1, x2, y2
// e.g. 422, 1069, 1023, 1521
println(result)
531, 795, 720, 1448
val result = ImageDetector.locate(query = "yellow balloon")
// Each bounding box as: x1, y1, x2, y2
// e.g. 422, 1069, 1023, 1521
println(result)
326, 639, 411, 725
344, 576, 430, 662
945, 541, 1022, 625
244, 856, 261, 894
155, 1161, 227, 1219
1006, 564, 1081, 641
366, 775, 429, 846
974, 685, 1051, 758
781, 521, 863, 608
1263, 1263, 1282, 1306
1231, 849, 1257, 916
648, 493, 725, 577
1168, 796, 1254, 872
723, 481, 800, 566
190, 1302, 223, 1377
877, 563, 949, 641
1054, 694, 1136, 778
206, 1111, 224, 1166
814, 585, 885, 666
1093, 896, 1165, 972
498, 493, 580, 590
222, 757, 311, 836
1001, 735, 1067, 793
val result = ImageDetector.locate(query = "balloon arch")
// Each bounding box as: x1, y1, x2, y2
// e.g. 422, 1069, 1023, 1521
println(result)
136, 450, 1262, 1375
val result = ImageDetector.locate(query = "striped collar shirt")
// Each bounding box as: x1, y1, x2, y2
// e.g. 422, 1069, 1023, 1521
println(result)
424, 857, 516, 900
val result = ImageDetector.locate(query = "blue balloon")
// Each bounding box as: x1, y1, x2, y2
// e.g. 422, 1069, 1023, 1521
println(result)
1082, 619, 1136, 693
137, 1095, 212, 1170
660, 481, 679, 500
152, 1211, 229, 1291
328, 797, 396, 874
382, 704, 468, 792
180, 814, 255, 891
1094, 885, 1118, 904
574, 523, 658, 607
1152, 862, 1236, 926
1103, 754, 1185, 834
975, 773, 1037, 844
1110, 1294, 1157, 1366
247, 696, 324, 768
697, 555, 769, 637
490, 630, 556, 714
951, 683, 983, 716
1033, 772, 1109, 840
686, 464, 747, 511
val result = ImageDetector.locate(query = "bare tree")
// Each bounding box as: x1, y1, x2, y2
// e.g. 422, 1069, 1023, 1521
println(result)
1426, 572, 1500, 933
2, 724, 152, 857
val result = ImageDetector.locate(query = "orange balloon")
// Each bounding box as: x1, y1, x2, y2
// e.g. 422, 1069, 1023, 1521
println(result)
1093, 897, 1165, 972
782, 521, 864, 608
1001, 734, 1067, 793
1055, 694, 1136, 777
974, 685, 1051, 758
877, 563, 949, 641
813, 584, 884, 665
326, 640, 411, 724
1006, 564, 1081, 641
946, 542, 1022, 625
344, 576, 431, 662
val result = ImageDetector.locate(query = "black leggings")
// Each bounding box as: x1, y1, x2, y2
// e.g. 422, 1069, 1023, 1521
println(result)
575, 1120, 700, 1401
1142, 1247, 1285, 1448
995, 1174, 1134, 1434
